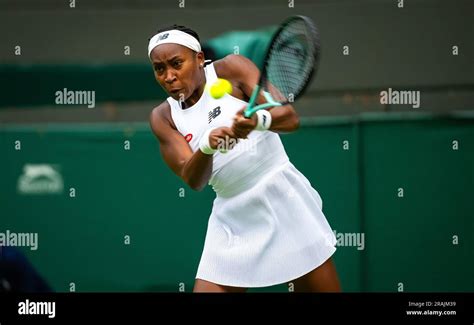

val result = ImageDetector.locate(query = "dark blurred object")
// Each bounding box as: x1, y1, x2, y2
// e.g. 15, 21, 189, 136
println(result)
0, 246, 53, 292
202, 44, 218, 62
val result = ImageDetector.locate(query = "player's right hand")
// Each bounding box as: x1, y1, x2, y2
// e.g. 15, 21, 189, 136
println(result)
209, 127, 239, 152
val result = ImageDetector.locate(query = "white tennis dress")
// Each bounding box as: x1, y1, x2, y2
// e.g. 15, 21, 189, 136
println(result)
167, 63, 337, 288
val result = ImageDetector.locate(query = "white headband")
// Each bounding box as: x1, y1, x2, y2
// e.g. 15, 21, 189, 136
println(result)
148, 29, 201, 58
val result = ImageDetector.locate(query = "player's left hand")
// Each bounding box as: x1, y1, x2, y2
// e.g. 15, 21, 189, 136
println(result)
231, 106, 258, 139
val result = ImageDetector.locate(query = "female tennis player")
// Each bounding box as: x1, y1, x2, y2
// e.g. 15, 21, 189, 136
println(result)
149, 25, 341, 292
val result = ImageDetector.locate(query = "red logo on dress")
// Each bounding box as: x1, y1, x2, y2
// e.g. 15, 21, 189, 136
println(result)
184, 133, 193, 142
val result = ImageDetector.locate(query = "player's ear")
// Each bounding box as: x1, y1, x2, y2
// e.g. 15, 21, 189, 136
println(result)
196, 51, 205, 68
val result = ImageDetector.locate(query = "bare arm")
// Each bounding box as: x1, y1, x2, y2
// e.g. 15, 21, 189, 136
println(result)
149, 102, 237, 191
216, 54, 300, 135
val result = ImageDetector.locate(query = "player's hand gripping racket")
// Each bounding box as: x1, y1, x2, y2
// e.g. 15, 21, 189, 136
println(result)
244, 15, 321, 118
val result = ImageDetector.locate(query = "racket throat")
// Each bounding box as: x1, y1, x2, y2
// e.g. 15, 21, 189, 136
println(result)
244, 88, 282, 118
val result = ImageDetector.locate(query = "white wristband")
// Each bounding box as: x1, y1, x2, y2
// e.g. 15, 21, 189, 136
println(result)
199, 128, 217, 155
255, 110, 272, 131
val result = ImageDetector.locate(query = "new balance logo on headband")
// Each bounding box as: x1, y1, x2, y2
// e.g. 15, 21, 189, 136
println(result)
208, 106, 221, 123
158, 33, 169, 41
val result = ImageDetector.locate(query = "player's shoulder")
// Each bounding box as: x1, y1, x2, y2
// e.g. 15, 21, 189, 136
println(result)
213, 54, 256, 80
149, 100, 176, 135
150, 100, 171, 122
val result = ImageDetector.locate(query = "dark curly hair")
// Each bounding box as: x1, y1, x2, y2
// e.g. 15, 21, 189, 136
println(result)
154, 24, 200, 43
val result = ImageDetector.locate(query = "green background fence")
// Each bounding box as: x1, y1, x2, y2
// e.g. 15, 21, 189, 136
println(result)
1, 113, 473, 292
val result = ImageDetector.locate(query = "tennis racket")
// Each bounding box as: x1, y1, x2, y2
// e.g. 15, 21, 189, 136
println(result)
243, 15, 321, 118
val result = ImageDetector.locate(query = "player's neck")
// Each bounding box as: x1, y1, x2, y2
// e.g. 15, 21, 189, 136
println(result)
182, 73, 206, 109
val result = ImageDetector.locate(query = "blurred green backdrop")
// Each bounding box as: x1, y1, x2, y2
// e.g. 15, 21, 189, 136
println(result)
1, 113, 473, 292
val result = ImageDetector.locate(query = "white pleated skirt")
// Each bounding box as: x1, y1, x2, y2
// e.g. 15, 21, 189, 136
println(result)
196, 161, 337, 288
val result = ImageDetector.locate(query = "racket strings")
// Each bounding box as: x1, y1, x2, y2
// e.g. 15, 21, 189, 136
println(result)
265, 19, 318, 102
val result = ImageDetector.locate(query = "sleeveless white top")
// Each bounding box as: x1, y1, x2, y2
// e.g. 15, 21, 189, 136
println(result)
167, 63, 290, 197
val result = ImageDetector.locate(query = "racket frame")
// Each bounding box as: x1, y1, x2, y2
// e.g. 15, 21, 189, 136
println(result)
244, 15, 319, 118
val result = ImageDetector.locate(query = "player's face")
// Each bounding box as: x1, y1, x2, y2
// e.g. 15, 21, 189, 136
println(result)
150, 44, 203, 101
